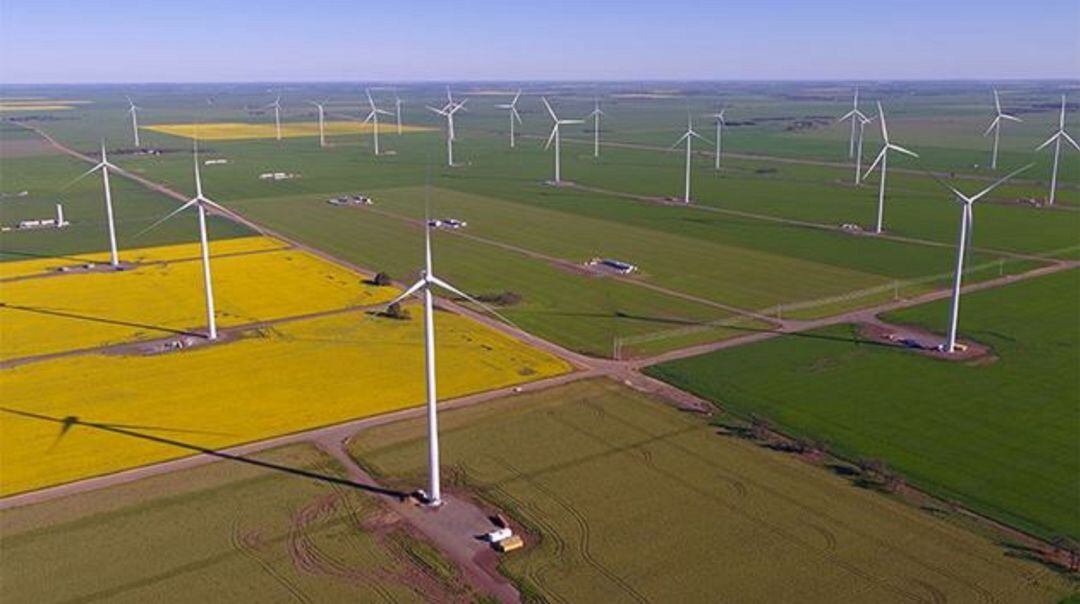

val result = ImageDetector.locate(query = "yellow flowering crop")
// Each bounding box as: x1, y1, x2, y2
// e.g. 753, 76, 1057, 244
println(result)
1, 241, 396, 360
0, 309, 572, 495
144, 121, 434, 141
1, 236, 285, 280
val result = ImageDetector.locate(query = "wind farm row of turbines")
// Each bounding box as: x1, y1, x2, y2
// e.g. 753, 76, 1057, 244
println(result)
121, 87, 1076, 211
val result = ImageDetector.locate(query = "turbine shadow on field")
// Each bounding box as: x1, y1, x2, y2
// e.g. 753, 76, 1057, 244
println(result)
0, 302, 205, 338
1, 407, 408, 500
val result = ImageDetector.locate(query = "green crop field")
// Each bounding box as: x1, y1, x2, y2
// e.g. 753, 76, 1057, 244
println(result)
349, 379, 1073, 603
0, 444, 478, 603
0, 134, 251, 261
647, 269, 1080, 541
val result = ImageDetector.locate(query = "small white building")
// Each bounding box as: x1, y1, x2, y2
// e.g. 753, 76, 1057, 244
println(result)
589, 257, 638, 274
484, 528, 514, 543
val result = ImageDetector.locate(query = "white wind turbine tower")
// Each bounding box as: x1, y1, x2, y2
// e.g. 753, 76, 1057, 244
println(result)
395, 93, 403, 135
671, 113, 710, 203
494, 90, 523, 148
863, 102, 918, 234
126, 96, 142, 148
853, 113, 875, 185
263, 95, 283, 141
984, 89, 1021, 171
65, 141, 123, 268
937, 164, 1031, 353
363, 89, 393, 156
1035, 95, 1079, 206
838, 88, 868, 158
542, 97, 584, 185
384, 211, 510, 506
137, 141, 229, 340
309, 100, 328, 148
586, 98, 605, 158
427, 100, 466, 166
707, 107, 726, 170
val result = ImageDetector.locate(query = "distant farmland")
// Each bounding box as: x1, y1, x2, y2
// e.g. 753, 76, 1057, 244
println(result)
349, 379, 1072, 603
648, 269, 1080, 540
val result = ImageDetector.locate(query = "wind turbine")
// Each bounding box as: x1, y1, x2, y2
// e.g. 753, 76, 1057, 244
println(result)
363, 89, 393, 155
395, 92, 403, 135
426, 100, 466, 166
137, 141, 228, 340
65, 141, 122, 268
542, 97, 584, 185
309, 100, 328, 148
494, 90, 523, 149
263, 95, 283, 141
936, 164, 1030, 353
1035, 95, 1079, 206
126, 96, 141, 148
863, 102, 918, 234
586, 98, 605, 158
853, 113, 875, 185
671, 113, 710, 203
984, 89, 1022, 171
384, 211, 510, 506
838, 88, 868, 158
707, 107, 726, 170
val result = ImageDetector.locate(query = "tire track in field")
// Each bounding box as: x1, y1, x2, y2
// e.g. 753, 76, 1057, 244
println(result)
483, 481, 572, 604
285, 492, 398, 604
585, 406, 997, 603
548, 409, 936, 603
911, 578, 949, 604
230, 520, 314, 604
491, 457, 649, 604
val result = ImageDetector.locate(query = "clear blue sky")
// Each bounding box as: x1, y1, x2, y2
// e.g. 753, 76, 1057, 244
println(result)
1, 0, 1077, 83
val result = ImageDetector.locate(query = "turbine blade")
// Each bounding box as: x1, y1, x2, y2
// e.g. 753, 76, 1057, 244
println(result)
863, 147, 886, 178
512, 107, 522, 124
993, 89, 1002, 114
542, 97, 557, 121
969, 163, 1033, 203
197, 195, 230, 214
545, 124, 558, 149
1001, 114, 1022, 123
428, 275, 515, 326
1035, 132, 1059, 151
877, 101, 889, 142
61, 163, 104, 190
1062, 131, 1080, 151
135, 198, 198, 238
888, 143, 919, 158
385, 279, 427, 307
982, 118, 999, 137
670, 132, 690, 149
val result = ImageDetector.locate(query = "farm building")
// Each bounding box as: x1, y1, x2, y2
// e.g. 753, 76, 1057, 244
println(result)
588, 257, 638, 274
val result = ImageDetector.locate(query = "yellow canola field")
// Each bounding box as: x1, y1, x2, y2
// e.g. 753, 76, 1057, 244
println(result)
0, 309, 572, 495
0, 235, 285, 280
144, 121, 434, 141
0, 106, 75, 112
1, 245, 396, 361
